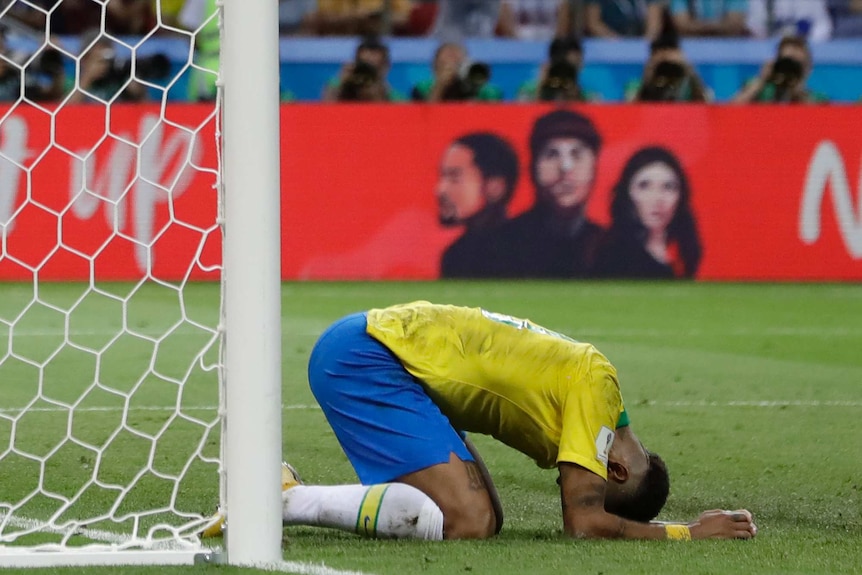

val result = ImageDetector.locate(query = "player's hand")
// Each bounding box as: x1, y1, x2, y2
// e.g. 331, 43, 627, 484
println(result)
689, 509, 757, 540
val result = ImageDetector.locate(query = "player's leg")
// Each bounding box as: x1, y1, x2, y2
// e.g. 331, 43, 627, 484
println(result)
303, 311, 498, 540
200, 458, 445, 540
282, 453, 496, 540
464, 434, 504, 534
283, 481, 444, 539
396, 452, 496, 539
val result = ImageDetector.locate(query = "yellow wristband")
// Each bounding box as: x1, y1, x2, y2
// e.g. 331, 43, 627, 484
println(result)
665, 524, 692, 541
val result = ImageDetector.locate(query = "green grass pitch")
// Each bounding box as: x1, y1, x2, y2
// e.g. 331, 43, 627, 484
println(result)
1, 281, 860, 575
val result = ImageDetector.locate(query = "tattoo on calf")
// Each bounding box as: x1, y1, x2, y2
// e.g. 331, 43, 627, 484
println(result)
465, 462, 486, 491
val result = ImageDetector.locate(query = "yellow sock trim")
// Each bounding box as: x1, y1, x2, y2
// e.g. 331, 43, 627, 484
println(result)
355, 484, 390, 537
665, 524, 692, 541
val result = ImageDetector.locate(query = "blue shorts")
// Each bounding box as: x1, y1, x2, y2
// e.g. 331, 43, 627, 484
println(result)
307, 312, 473, 485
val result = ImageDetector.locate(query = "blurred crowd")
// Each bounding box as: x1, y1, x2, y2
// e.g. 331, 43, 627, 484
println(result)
283, 0, 857, 41
3, 0, 856, 40
0, 0, 858, 104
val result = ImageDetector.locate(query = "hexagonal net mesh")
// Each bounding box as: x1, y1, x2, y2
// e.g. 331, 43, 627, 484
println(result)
0, 1, 223, 557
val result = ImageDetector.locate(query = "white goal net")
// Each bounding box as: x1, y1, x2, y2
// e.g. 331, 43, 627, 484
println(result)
0, 0, 241, 567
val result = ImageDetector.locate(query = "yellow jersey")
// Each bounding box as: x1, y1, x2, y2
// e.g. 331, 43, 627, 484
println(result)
365, 302, 628, 479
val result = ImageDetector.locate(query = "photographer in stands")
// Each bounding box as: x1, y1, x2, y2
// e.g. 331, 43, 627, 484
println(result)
732, 35, 827, 103
0, 29, 21, 102
518, 36, 597, 103
0, 26, 65, 102
336, 59, 390, 102
69, 30, 167, 104
629, 10, 711, 103
25, 44, 67, 102
411, 42, 502, 102
324, 37, 404, 102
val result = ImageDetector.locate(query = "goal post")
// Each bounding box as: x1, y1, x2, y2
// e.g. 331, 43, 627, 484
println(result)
222, 0, 284, 567
0, 0, 283, 568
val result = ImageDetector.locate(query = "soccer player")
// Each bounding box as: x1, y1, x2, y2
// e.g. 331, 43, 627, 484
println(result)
204, 301, 757, 541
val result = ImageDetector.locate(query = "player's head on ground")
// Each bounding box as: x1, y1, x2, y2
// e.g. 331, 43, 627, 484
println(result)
603, 427, 669, 522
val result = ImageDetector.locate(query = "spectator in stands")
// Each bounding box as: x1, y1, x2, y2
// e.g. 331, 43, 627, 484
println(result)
594, 146, 702, 279
25, 44, 68, 103
495, 109, 605, 278
1, 0, 154, 35
68, 0, 156, 35
68, 31, 149, 104
517, 36, 599, 102
747, 0, 833, 42
332, 65, 389, 101
1, 1, 49, 31
179, 0, 218, 101
310, 0, 413, 36
436, 132, 520, 278
411, 42, 503, 102
584, 0, 664, 38
732, 35, 828, 103
829, 0, 862, 37
280, 0, 318, 35
0, 28, 22, 102
627, 9, 712, 102
105, 0, 157, 35
323, 37, 405, 102
497, 0, 570, 40
671, 0, 750, 37
0, 25, 65, 103
398, 0, 440, 35
430, 0, 504, 39
156, 0, 188, 30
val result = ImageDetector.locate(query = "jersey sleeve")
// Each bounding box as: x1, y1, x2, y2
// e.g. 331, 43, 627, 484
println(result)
556, 362, 624, 479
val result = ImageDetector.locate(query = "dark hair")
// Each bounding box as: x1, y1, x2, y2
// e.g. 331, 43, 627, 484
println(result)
777, 34, 811, 65
777, 34, 809, 54
549, 36, 582, 61
530, 109, 601, 156
608, 146, 702, 277
454, 132, 520, 204
528, 109, 601, 194
650, 6, 680, 53
608, 451, 670, 522
356, 36, 390, 66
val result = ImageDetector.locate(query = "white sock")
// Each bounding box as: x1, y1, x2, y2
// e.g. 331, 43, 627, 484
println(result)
283, 482, 444, 540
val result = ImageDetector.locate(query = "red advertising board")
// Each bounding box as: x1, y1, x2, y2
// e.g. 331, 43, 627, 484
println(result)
0, 103, 860, 281
0, 103, 220, 281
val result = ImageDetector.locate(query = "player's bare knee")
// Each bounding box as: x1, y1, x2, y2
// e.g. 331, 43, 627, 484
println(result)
442, 503, 496, 539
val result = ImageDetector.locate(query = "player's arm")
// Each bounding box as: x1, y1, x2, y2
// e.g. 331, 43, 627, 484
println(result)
558, 463, 756, 540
